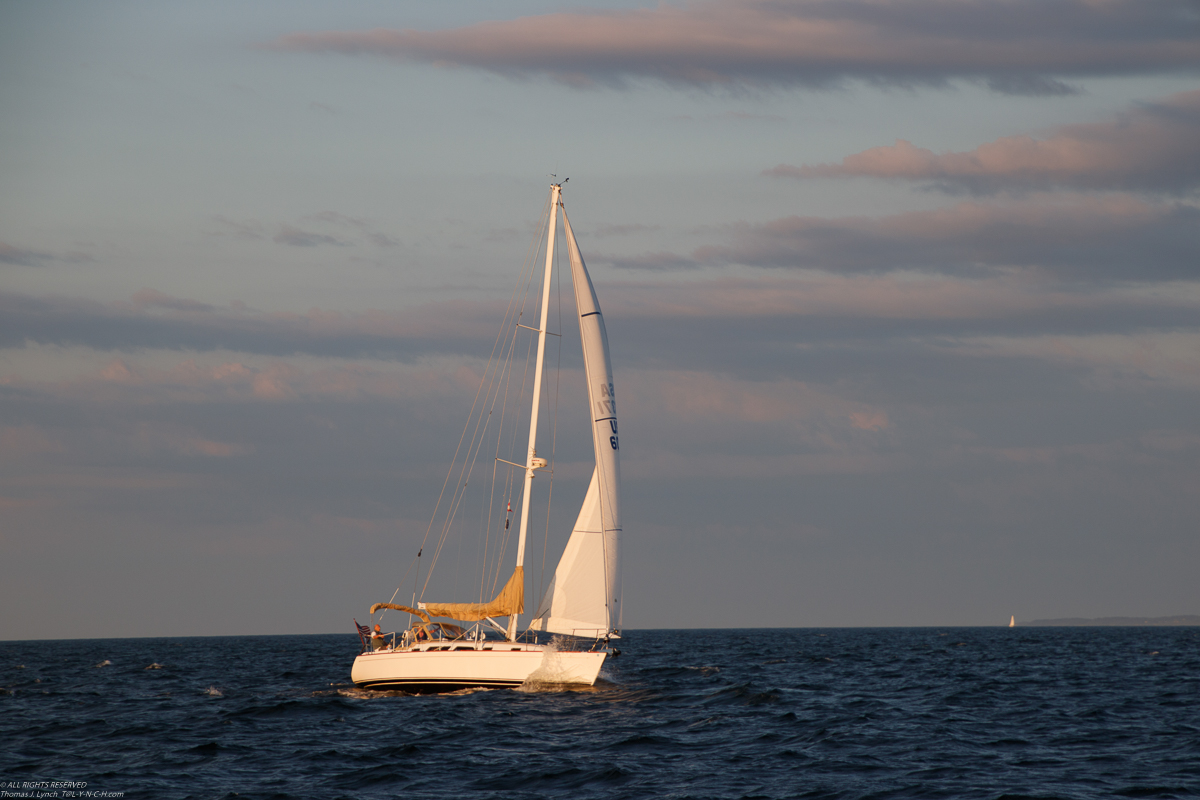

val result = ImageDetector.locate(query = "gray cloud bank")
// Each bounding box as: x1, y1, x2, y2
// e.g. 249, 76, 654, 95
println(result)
273, 224, 347, 248
5, 271, 1199, 382
5, 278, 1199, 637
1, 241, 55, 267
0, 291, 497, 361
610, 196, 1200, 280
5, 274, 1199, 637
767, 89, 1200, 193
268, 0, 1200, 92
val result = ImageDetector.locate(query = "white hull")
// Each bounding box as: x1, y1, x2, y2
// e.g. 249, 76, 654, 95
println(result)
351, 643, 606, 692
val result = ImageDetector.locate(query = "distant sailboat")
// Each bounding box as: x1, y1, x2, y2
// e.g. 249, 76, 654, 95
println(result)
1009, 615, 1016, 628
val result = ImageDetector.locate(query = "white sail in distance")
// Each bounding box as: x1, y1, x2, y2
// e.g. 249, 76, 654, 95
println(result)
531, 206, 622, 638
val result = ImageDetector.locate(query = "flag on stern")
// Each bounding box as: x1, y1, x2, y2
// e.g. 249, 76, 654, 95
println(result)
354, 619, 371, 648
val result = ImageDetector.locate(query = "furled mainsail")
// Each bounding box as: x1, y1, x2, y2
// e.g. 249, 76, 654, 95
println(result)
422, 566, 524, 622
369, 603, 430, 623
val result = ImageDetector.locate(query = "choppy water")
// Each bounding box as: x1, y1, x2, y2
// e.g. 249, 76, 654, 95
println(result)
2, 628, 1199, 799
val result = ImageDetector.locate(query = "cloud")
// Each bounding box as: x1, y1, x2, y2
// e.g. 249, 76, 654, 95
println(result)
937, 331, 1200, 390
611, 270, 1200, 329
649, 369, 883, 426
627, 195, 1200, 280
303, 211, 364, 227
849, 410, 889, 431
260, 213, 400, 248
767, 89, 1200, 193
605, 251, 701, 271
127, 423, 253, 458
0, 424, 65, 457
5, 286, 1200, 638
209, 216, 266, 240
982, 75, 1078, 97
131, 289, 216, 313
266, 0, 1200, 92
50, 356, 520, 408
605, 275, 1200, 389
273, 224, 347, 247
593, 224, 663, 238
719, 110, 788, 122
1, 241, 57, 267
367, 232, 400, 248
672, 111, 788, 123
0, 290, 500, 360
5, 249, 1200, 392
586, 264, 1200, 393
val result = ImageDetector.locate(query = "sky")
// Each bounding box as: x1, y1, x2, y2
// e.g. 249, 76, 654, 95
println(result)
2, 0, 1199, 639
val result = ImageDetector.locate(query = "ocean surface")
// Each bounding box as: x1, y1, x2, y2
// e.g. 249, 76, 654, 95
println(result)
2, 627, 1198, 800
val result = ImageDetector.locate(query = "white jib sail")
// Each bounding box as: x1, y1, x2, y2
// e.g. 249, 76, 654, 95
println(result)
531, 207, 622, 638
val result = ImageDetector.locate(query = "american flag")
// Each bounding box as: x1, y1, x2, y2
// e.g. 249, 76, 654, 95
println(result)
354, 619, 371, 647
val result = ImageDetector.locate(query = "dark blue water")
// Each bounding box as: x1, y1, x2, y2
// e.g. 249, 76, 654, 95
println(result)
3, 628, 1198, 799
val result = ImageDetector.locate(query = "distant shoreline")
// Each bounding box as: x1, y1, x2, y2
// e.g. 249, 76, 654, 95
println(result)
1020, 615, 1200, 627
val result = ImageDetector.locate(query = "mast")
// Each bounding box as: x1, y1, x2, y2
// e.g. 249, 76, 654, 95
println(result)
507, 182, 561, 640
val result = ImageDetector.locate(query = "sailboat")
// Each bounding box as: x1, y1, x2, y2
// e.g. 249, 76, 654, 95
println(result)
351, 181, 622, 692
1009, 615, 1016, 628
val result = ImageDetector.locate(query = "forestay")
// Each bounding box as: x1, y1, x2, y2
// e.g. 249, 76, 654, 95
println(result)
531, 209, 622, 638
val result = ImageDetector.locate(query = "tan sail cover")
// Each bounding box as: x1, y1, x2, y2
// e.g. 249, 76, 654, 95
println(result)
369, 603, 430, 623
422, 566, 524, 621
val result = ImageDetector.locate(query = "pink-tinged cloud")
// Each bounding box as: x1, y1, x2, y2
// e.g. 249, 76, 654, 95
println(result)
624, 446, 898, 480
125, 422, 253, 459
653, 370, 838, 423
250, 364, 300, 400
91, 359, 300, 403
99, 359, 138, 383
615, 368, 896, 478
641, 370, 890, 435
57, 355, 487, 408
849, 410, 889, 431
767, 89, 1200, 192
0, 425, 65, 457
181, 438, 248, 457
267, 0, 1200, 93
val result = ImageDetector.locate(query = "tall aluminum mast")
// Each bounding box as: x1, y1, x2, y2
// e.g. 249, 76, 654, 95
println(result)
507, 182, 562, 640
